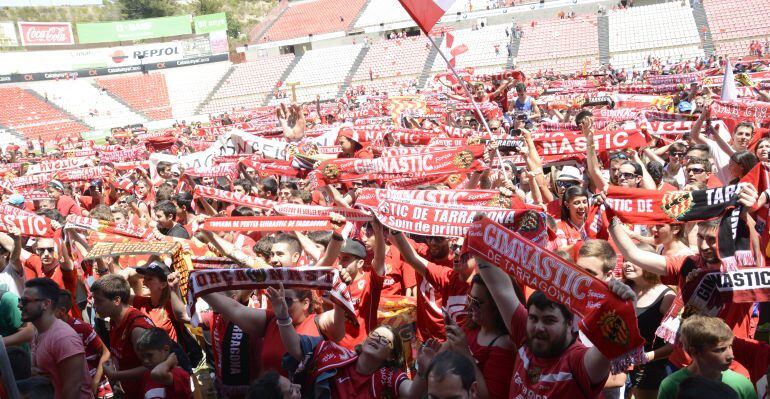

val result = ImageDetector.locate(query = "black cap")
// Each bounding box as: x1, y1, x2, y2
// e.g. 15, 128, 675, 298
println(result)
340, 239, 366, 259
135, 261, 171, 279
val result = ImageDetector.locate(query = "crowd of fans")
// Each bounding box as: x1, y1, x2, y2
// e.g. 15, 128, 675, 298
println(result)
0, 34, 768, 399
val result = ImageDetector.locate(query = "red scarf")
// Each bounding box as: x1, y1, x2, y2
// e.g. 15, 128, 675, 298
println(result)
532, 129, 647, 157
240, 157, 303, 178
355, 188, 508, 208
99, 146, 147, 163
466, 215, 644, 370
184, 163, 239, 179
710, 99, 770, 123
0, 214, 54, 237
273, 203, 372, 223
55, 166, 113, 183
64, 215, 152, 240
193, 185, 276, 210
202, 216, 332, 232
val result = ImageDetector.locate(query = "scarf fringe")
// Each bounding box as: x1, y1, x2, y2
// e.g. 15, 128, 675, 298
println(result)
720, 250, 755, 272
655, 322, 679, 344
610, 345, 646, 374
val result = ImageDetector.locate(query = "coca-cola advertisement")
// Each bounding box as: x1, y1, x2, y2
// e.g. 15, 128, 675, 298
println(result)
17, 22, 74, 46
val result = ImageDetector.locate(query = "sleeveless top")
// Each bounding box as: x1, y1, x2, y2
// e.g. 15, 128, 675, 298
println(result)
514, 97, 534, 114
635, 287, 673, 352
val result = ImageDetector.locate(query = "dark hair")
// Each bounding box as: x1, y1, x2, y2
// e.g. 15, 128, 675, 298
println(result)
232, 206, 256, 217
36, 208, 65, 224
526, 291, 573, 324
155, 183, 176, 202
156, 161, 172, 173
173, 191, 194, 213
687, 143, 710, 155
620, 160, 643, 177
247, 371, 283, 399
729, 151, 758, 183
467, 274, 520, 334
734, 121, 755, 135
154, 200, 178, 218
254, 235, 275, 259
676, 375, 739, 399
575, 109, 593, 126
669, 142, 688, 153
279, 181, 298, 191
90, 274, 131, 304
307, 230, 332, 247
56, 289, 73, 312
686, 157, 712, 172
88, 204, 114, 222
232, 178, 252, 194
426, 351, 477, 390
261, 177, 278, 195
515, 82, 527, 92
273, 233, 301, 255
646, 160, 664, 185
560, 186, 589, 221
136, 327, 173, 352
355, 325, 404, 370
25, 278, 60, 303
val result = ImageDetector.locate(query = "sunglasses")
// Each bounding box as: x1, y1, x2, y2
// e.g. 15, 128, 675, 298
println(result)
35, 247, 55, 255
618, 172, 638, 180
557, 180, 578, 189
467, 295, 485, 309
609, 152, 629, 161
669, 152, 685, 158
686, 167, 706, 175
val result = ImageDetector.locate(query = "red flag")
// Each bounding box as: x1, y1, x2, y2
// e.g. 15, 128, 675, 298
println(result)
445, 31, 454, 48
450, 44, 468, 57
398, 0, 457, 33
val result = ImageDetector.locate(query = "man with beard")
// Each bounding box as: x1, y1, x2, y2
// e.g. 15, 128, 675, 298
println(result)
474, 255, 636, 398
20, 277, 92, 399
609, 188, 757, 375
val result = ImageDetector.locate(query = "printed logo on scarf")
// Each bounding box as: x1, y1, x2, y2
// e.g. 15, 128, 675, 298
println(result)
661, 191, 694, 219
598, 310, 629, 346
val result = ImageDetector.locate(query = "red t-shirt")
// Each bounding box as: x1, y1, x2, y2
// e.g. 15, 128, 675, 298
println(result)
733, 337, 770, 399
339, 268, 384, 350
261, 310, 319, 376
410, 242, 453, 341
424, 262, 471, 324
508, 305, 605, 399
330, 359, 406, 399
56, 195, 82, 217
140, 367, 192, 399
465, 328, 516, 399
199, 311, 260, 398
663, 255, 753, 372
109, 307, 155, 399
381, 245, 416, 296
132, 296, 177, 342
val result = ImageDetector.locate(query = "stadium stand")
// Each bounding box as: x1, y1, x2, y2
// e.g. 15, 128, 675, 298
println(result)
514, 15, 599, 74
353, 0, 412, 28
703, 0, 770, 59
282, 44, 364, 101
610, 45, 705, 71
351, 37, 432, 82
164, 62, 233, 119
95, 73, 173, 121
201, 54, 295, 115
608, 2, 700, 53
430, 24, 510, 71
29, 80, 147, 129
260, 0, 368, 42
0, 87, 90, 140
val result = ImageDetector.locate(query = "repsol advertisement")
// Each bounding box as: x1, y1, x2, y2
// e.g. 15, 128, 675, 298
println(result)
0, 53, 228, 84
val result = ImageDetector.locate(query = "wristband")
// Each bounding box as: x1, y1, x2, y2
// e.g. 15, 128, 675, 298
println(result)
276, 316, 293, 327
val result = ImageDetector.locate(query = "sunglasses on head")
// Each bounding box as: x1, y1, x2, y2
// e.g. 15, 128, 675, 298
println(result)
609, 152, 629, 161
557, 180, 578, 188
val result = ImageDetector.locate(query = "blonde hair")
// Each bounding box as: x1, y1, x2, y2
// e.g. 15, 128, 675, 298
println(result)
680, 315, 733, 354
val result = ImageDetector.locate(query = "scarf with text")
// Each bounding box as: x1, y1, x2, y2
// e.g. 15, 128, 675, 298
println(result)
186, 267, 356, 324
274, 203, 372, 223
466, 215, 645, 371
202, 216, 332, 232
193, 185, 276, 210
64, 215, 152, 240
99, 147, 147, 163
240, 157, 303, 178
184, 163, 239, 179
355, 188, 515, 209
605, 184, 753, 271
26, 156, 93, 175
532, 129, 647, 157
313, 145, 486, 185
710, 99, 770, 123
0, 214, 54, 237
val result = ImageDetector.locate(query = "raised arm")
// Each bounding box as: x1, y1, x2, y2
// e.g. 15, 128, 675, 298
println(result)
608, 216, 667, 275
475, 256, 519, 334
266, 284, 302, 361
293, 231, 323, 262
390, 231, 428, 277
200, 292, 267, 337
371, 218, 386, 277
583, 117, 609, 193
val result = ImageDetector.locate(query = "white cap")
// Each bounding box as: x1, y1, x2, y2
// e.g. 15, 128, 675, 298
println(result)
557, 165, 583, 182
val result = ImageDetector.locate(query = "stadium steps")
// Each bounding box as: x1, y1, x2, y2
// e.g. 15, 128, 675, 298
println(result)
0, 124, 26, 145
598, 14, 610, 65
196, 65, 236, 115
89, 82, 154, 122
507, 36, 520, 69
417, 36, 444, 88
251, 5, 290, 43
691, 0, 715, 57
263, 54, 303, 105
347, 0, 372, 32
337, 45, 370, 98
23, 89, 94, 130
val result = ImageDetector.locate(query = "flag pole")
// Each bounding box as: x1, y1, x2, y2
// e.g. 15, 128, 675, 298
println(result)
425, 34, 509, 177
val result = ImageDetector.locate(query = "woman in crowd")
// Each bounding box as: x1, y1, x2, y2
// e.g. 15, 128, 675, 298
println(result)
554, 186, 590, 248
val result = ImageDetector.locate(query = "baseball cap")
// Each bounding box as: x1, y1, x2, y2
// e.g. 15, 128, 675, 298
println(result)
340, 239, 366, 259
8, 194, 25, 206
557, 165, 583, 182
135, 261, 171, 279
47, 180, 65, 192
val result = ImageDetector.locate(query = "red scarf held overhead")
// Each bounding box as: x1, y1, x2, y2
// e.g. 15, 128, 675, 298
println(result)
273, 203, 372, 223
355, 188, 510, 208
240, 157, 303, 178
202, 216, 332, 232
532, 129, 647, 157
64, 215, 152, 240
313, 145, 486, 186
466, 215, 645, 371
184, 163, 239, 179
710, 99, 770, 123
193, 185, 276, 210
54, 166, 113, 183
98, 146, 147, 163
0, 214, 54, 238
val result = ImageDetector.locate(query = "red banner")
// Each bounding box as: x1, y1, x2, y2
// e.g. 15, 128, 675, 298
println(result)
0, 214, 54, 237
203, 216, 332, 232
17, 21, 74, 46
710, 100, 770, 123
532, 129, 646, 156
55, 166, 112, 183
355, 188, 505, 208
273, 203, 372, 222
64, 215, 152, 240
240, 157, 302, 178
99, 146, 147, 163
193, 185, 276, 210
184, 163, 239, 179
